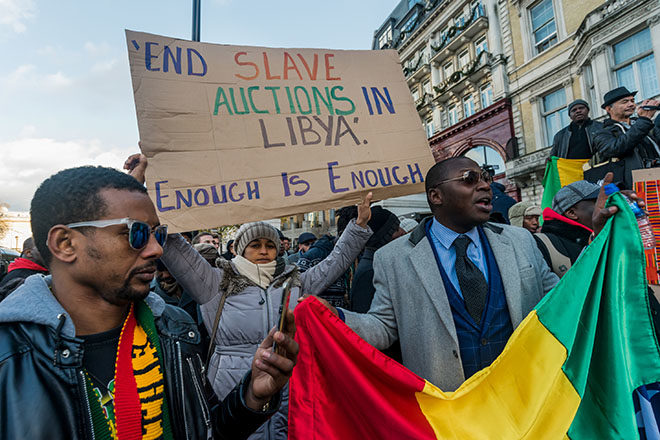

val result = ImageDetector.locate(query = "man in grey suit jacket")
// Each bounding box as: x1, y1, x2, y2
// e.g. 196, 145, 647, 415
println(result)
322, 157, 559, 392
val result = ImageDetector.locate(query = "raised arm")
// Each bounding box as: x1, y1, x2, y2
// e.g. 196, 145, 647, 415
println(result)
160, 233, 224, 305
300, 193, 373, 294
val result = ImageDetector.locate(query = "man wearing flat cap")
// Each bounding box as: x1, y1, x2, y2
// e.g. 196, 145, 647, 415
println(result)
549, 99, 603, 160
593, 86, 660, 188
533, 180, 599, 278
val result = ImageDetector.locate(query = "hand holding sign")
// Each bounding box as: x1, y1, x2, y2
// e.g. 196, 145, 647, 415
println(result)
126, 30, 434, 231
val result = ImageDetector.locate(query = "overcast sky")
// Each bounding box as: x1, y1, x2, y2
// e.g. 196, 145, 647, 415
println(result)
0, 0, 398, 211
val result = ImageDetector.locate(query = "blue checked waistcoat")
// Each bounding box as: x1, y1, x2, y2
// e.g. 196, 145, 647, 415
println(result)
427, 224, 514, 379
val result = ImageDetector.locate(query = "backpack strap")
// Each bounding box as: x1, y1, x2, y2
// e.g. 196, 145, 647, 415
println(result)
203, 289, 229, 386
535, 233, 572, 278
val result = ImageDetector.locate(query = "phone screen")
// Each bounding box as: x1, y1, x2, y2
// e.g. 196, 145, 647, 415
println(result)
273, 279, 292, 353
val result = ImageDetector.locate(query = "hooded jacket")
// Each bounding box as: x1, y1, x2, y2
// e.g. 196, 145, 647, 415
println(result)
161, 219, 372, 440
0, 274, 278, 440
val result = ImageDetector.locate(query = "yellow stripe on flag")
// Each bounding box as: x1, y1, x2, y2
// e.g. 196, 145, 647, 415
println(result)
557, 158, 588, 187
415, 311, 581, 439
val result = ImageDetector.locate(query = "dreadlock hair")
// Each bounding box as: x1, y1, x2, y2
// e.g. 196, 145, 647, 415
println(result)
30, 166, 147, 266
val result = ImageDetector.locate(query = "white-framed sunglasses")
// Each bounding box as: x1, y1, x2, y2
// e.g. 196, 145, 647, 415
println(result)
66, 218, 168, 250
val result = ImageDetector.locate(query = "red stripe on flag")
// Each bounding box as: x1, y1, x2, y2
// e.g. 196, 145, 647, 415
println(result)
289, 297, 437, 440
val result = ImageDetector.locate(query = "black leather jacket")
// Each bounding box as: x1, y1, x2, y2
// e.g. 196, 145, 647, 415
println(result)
593, 116, 660, 189
549, 119, 603, 159
0, 280, 278, 440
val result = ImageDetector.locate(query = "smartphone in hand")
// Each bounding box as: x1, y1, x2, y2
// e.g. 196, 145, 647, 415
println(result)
273, 279, 292, 354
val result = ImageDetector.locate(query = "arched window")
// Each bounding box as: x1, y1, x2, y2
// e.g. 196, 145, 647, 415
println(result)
462, 146, 506, 174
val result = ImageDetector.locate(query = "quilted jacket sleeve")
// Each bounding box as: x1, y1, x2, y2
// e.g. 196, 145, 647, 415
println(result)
160, 233, 224, 305
299, 219, 372, 295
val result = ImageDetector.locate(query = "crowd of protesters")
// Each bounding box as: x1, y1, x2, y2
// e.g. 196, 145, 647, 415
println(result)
0, 85, 658, 439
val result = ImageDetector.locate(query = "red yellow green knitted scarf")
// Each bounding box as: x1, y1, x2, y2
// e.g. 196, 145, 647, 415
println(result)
84, 301, 174, 440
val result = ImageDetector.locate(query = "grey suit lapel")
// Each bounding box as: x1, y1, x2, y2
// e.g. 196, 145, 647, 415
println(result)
483, 226, 523, 325
408, 237, 459, 346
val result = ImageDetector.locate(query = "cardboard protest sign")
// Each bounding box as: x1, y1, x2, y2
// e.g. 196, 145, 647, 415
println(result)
126, 30, 434, 232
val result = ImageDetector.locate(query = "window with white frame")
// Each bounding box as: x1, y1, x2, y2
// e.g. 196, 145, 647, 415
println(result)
448, 104, 459, 126
463, 94, 476, 117
480, 83, 493, 108
475, 35, 488, 56
404, 11, 418, 33
455, 14, 466, 31
583, 65, 597, 111
530, 0, 557, 54
425, 118, 435, 138
443, 61, 454, 80
541, 88, 569, 147
458, 49, 471, 70
378, 27, 392, 49
613, 28, 660, 99
411, 86, 420, 102
423, 80, 432, 96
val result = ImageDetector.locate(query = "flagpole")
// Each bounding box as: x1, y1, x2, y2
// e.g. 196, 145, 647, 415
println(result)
192, 0, 201, 42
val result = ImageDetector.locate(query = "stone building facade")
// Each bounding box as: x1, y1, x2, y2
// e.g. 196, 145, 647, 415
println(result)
498, 0, 660, 201
374, 0, 660, 203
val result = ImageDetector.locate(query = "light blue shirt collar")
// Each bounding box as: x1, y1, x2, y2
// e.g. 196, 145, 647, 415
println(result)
430, 218, 481, 251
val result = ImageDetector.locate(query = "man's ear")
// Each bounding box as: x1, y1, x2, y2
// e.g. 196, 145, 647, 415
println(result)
427, 187, 443, 207
47, 226, 79, 264
564, 207, 578, 221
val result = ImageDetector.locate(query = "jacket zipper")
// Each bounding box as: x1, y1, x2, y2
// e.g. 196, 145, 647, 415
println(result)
262, 287, 274, 440
79, 370, 96, 440
176, 341, 191, 440
186, 357, 213, 439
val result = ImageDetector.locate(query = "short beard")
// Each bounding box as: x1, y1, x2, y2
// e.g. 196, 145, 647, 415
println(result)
101, 263, 155, 306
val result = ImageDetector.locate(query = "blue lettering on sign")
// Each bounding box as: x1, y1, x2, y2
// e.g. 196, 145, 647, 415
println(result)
136, 41, 207, 77
327, 161, 348, 193
145, 42, 160, 72
154, 181, 262, 212
326, 162, 423, 191
155, 181, 174, 212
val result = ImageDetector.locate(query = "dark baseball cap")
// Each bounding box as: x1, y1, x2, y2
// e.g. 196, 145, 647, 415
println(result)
297, 232, 317, 244
552, 180, 600, 214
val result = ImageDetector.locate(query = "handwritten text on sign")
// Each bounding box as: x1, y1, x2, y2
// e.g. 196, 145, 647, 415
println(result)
126, 30, 434, 231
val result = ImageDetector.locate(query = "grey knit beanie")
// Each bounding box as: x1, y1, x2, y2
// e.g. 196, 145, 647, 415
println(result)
234, 222, 281, 256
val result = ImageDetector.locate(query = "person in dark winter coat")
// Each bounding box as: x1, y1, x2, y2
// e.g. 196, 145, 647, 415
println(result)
221, 239, 236, 260
0, 237, 48, 301
592, 86, 660, 189
350, 206, 405, 313
490, 182, 516, 224
549, 99, 603, 160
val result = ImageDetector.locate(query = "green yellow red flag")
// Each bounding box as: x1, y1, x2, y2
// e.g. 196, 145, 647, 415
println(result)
290, 193, 660, 439
541, 157, 588, 214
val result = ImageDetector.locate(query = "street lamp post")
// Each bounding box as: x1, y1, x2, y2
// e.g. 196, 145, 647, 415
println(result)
192, 0, 201, 42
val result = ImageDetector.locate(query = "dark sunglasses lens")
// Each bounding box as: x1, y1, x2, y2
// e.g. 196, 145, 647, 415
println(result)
129, 221, 151, 249
154, 225, 168, 247
483, 171, 493, 183
464, 171, 480, 185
